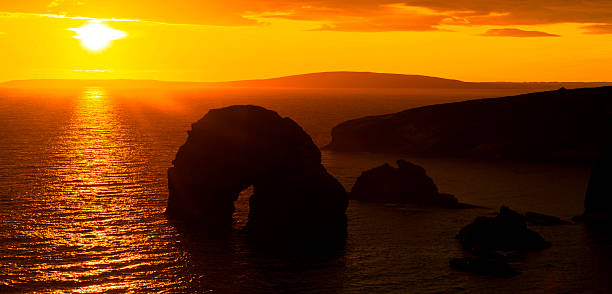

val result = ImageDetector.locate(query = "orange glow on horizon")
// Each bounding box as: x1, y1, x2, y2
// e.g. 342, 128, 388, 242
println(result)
0, 1, 611, 82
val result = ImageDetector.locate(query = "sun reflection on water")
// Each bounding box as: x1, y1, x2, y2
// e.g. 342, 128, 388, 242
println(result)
1, 88, 181, 292
48, 87, 145, 291
57, 87, 125, 194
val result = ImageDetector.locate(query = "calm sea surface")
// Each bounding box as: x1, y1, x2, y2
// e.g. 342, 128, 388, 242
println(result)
0, 87, 610, 293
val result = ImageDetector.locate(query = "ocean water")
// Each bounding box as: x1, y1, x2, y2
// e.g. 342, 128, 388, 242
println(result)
0, 87, 610, 293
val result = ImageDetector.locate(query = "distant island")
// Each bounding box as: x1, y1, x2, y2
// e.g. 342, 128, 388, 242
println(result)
324, 86, 612, 160
2, 72, 611, 90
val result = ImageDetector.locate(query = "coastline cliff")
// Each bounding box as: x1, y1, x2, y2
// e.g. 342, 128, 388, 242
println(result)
324, 87, 612, 160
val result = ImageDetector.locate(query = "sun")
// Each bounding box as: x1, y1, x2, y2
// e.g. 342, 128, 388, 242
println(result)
68, 21, 127, 52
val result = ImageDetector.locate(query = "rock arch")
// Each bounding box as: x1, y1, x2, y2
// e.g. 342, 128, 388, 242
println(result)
167, 105, 348, 240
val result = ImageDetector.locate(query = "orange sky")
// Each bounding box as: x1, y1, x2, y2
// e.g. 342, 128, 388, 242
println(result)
1, 1, 612, 82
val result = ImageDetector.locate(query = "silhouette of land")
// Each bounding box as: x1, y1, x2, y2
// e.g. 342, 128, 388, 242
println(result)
2, 72, 611, 89
325, 86, 612, 160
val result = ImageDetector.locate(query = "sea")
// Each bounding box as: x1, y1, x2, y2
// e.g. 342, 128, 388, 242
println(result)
1, 86, 610, 293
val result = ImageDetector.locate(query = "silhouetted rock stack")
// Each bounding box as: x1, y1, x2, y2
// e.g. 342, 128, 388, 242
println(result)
457, 206, 551, 254
167, 105, 348, 242
575, 116, 612, 225
350, 160, 473, 208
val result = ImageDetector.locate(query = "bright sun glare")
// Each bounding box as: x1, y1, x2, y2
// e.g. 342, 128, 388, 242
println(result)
68, 21, 127, 52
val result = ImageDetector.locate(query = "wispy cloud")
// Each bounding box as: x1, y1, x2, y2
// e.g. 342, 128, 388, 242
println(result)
47, 0, 64, 8
582, 24, 612, 34
0, 11, 138, 22
235, 0, 612, 32
72, 69, 114, 73
0, 10, 241, 33
42, 14, 138, 22
2, 1, 612, 32
481, 28, 560, 37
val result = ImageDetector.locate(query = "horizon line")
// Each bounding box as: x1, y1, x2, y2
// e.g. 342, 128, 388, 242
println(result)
1, 71, 612, 85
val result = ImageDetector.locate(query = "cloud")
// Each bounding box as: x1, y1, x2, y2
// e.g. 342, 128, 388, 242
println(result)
46, 0, 84, 16
0, 11, 138, 22
271, 4, 451, 32
47, 0, 61, 8
481, 28, 560, 37
250, 1, 612, 31
582, 24, 612, 34
1, 0, 612, 32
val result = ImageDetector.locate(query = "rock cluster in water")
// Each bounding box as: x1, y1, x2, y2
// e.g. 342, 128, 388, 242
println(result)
167, 105, 348, 242
350, 160, 472, 208
450, 206, 552, 276
457, 206, 551, 254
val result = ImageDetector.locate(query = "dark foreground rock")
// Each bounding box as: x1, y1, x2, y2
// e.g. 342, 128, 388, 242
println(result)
449, 252, 517, 277
574, 160, 612, 224
457, 206, 551, 254
325, 87, 612, 160
575, 118, 612, 225
167, 105, 348, 242
350, 160, 474, 208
